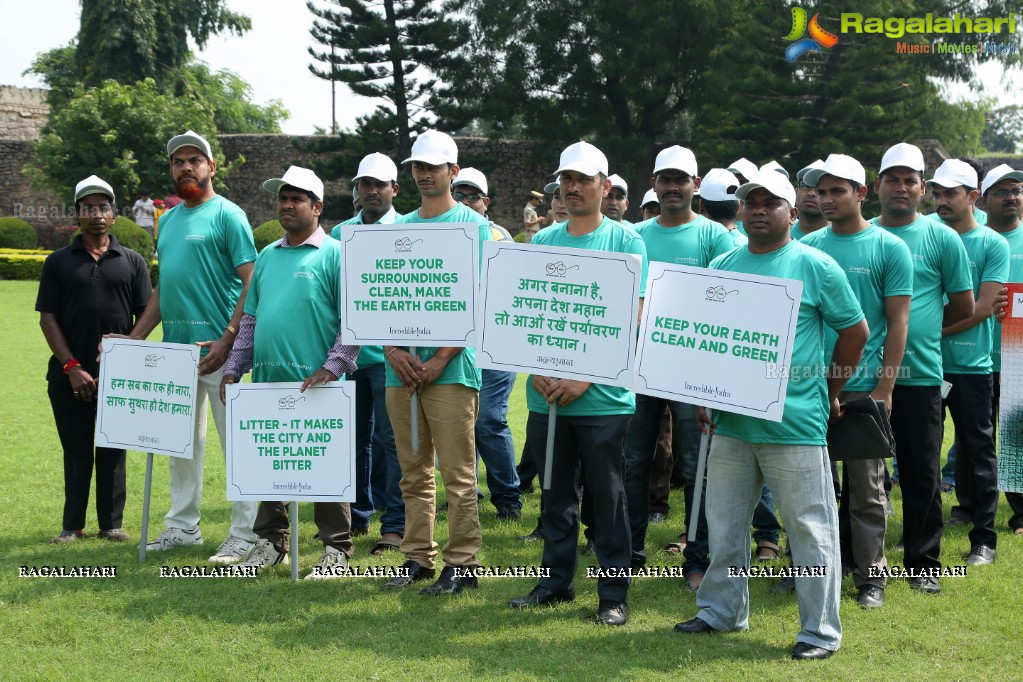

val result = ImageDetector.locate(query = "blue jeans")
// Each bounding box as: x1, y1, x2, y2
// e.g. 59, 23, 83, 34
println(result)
476, 369, 521, 511
941, 441, 957, 487
351, 363, 404, 535
751, 486, 781, 546
696, 436, 842, 651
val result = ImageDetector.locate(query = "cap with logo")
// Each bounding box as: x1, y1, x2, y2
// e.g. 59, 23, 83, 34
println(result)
453, 167, 488, 195
981, 163, 1023, 196
760, 160, 790, 179
803, 154, 867, 188
879, 143, 925, 174
167, 130, 213, 159
735, 170, 797, 205
555, 142, 609, 177
700, 168, 741, 202
353, 152, 398, 183
263, 166, 325, 201
654, 145, 698, 177
74, 175, 115, 203
927, 159, 979, 190
796, 159, 825, 184
402, 130, 458, 165
641, 189, 659, 207
727, 157, 758, 181
608, 174, 629, 195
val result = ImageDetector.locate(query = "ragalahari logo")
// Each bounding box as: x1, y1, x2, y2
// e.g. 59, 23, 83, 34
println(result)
784, 7, 840, 62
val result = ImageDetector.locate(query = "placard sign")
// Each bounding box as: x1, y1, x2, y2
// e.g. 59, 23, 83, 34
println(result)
95, 338, 199, 458
634, 263, 801, 422
998, 282, 1023, 493
340, 222, 479, 346
476, 241, 642, 387
225, 382, 356, 502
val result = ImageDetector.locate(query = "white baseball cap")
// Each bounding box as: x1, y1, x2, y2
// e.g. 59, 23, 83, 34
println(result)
727, 157, 758, 180
167, 130, 213, 159
795, 159, 825, 184
353, 152, 398, 183
402, 130, 458, 165
74, 175, 115, 203
654, 145, 698, 176
981, 163, 1023, 196
760, 160, 789, 179
555, 141, 608, 177
700, 168, 741, 201
640, 189, 659, 207
452, 167, 488, 195
803, 154, 867, 188
879, 143, 925, 174
263, 166, 325, 201
735, 170, 796, 205
608, 174, 629, 195
927, 159, 978, 190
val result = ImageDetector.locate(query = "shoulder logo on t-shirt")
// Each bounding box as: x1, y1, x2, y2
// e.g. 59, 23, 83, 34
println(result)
848, 266, 871, 276
185, 234, 205, 242
294, 271, 315, 279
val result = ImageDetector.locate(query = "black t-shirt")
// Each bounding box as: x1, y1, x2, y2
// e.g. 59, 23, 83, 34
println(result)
35, 234, 152, 381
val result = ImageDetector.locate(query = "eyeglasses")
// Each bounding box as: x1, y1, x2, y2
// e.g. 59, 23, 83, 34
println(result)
990, 187, 1023, 199
452, 191, 484, 203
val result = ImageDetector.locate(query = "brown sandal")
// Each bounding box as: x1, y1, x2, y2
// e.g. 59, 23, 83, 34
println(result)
664, 533, 688, 554
756, 541, 781, 561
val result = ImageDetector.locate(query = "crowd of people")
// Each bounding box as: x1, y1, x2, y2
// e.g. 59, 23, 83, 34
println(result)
36, 128, 1022, 661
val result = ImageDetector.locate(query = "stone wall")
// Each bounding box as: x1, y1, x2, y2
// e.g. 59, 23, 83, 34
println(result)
0, 140, 63, 226
0, 87, 49, 142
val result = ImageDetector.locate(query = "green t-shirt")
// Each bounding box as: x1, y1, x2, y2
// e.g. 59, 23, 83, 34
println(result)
525, 216, 647, 416
245, 235, 343, 383
635, 215, 734, 269
993, 226, 1023, 372
710, 240, 864, 445
383, 203, 491, 390
331, 207, 401, 368
941, 226, 1009, 374
874, 215, 972, 386
156, 196, 256, 348
727, 228, 748, 248
791, 220, 826, 242
802, 224, 914, 391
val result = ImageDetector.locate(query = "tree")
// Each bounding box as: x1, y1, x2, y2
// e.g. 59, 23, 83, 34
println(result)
177, 62, 290, 133
982, 105, 1023, 153
307, 0, 457, 155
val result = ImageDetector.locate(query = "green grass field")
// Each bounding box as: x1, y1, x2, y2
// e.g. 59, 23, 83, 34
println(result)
2, 279, 1020, 681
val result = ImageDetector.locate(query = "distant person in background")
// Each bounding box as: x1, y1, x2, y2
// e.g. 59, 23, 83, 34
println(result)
163, 185, 183, 209
523, 191, 544, 241
640, 189, 660, 220
132, 187, 156, 236
603, 174, 631, 224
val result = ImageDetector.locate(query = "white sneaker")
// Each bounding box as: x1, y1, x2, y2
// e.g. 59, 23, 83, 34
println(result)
237, 539, 289, 569
208, 535, 255, 564
304, 545, 350, 580
145, 526, 203, 551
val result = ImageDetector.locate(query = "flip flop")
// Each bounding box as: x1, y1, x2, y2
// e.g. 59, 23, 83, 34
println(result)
756, 541, 781, 561
664, 533, 688, 554
370, 540, 401, 556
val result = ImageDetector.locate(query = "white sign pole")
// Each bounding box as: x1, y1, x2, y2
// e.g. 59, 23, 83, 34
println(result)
687, 410, 711, 543
542, 404, 557, 491
138, 452, 154, 562
410, 346, 419, 454
290, 502, 299, 583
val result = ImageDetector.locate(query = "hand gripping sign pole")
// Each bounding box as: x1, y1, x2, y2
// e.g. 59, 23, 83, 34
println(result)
687, 409, 711, 543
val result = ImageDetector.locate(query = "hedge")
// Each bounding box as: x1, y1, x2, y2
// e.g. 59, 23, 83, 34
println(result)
109, 217, 155, 262
253, 220, 285, 252
0, 217, 39, 249
0, 252, 159, 289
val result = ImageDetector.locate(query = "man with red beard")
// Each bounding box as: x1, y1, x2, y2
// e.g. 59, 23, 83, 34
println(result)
126, 130, 259, 563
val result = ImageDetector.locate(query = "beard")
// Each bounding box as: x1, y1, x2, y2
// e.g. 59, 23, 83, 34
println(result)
176, 177, 207, 201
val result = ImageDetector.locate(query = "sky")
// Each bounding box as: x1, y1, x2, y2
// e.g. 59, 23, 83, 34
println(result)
0, 0, 375, 135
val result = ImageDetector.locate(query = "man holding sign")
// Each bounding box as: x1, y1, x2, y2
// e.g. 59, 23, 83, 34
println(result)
221, 166, 360, 577
674, 170, 867, 661
380, 131, 492, 595
509, 141, 647, 626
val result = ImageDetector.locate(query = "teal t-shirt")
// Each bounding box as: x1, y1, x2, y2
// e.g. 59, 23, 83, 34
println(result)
791, 220, 826, 242
156, 196, 256, 348
942, 226, 1009, 374
993, 226, 1023, 372
525, 216, 647, 416
710, 240, 864, 445
331, 207, 401, 368
802, 224, 914, 391
383, 203, 491, 390
635, 215, 734, 268
874, 215, 973, 386
245, 234, 343, 383
727, 228, 748, 248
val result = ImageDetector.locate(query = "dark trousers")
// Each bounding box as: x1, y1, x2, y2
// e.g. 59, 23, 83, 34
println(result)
944, 373, 999, 549
890, 385, 944, 570
649, 406, 673, 515
528, 411, 632, 602
48, 379, 126, 531
254, 501, 354, 556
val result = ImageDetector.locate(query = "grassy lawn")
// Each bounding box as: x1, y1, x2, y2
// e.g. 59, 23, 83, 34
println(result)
1, 278, 1020, 680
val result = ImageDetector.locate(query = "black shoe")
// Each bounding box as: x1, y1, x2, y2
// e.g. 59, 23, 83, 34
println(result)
674, 617, 719, 634
791, 642, 835, 660
509, 585, 575, 608
518, 528, 543, 543
770, 576, 796, 594
966, 544, 996, 565
856, 584, 884, 609
496, 506, 522, 520
381, 560, 434, 589
519, 483, 535, 494
580, 539, 594, 555
596, 600, 628, 625
420, 565, 478, 595
908, 575, 940, 594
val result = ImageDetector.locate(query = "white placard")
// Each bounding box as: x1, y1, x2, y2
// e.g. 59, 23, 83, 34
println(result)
95, 339, 200, 458
225, 382, 356, 502
340, 222, 480, 346
1013, 292, 1023, 318
634, 263, 801, 422
476, 241, 642, 387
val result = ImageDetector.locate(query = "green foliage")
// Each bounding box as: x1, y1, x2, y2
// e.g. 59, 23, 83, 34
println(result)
23, 45, 79, 111
0, 217, 39, 249
982, 105, 1023, 154
0, 253, 46, 280
109, 216, 155, 262
253, 220, 285, 251
176, 61, 290, 133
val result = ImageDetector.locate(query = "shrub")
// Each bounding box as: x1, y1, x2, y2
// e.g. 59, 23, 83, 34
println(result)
109, 216, 155, 262
0, 253, 46, 280
253, 220, 285, 252
150, 260, 159, 289
35, 223, 78, 251
0, 217, 39, 249
513, 231, 527, 243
